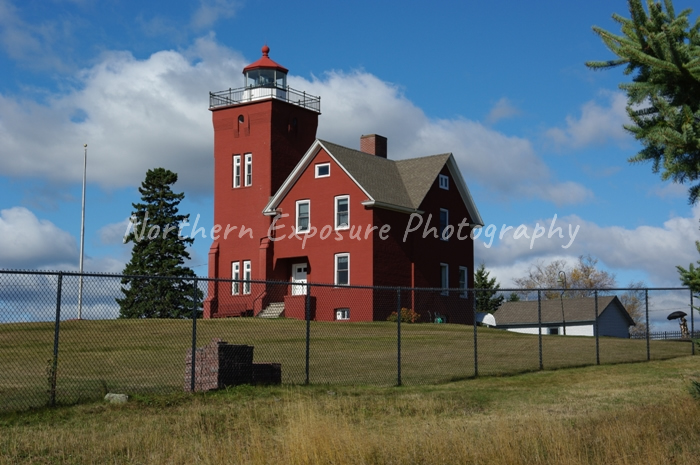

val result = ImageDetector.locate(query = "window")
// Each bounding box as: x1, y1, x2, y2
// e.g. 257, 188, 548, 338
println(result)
440, 209, 449, 241
243, 260, 251, 294
440, 263, 449, 295
335, 308, 350, 320
315, 163, 330, 178
335, 253, 349, 286
233, 155, 241, 188
548, 327, 559, 335
459, 266, 468, 298
296, 200, 310, 233
244, 153, 252, 186
231, 262, 240, 295
335, 195, 349, 229
439, 174, 449, 190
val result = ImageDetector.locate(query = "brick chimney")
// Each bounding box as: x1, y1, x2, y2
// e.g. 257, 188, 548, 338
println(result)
360, 134, 387, 158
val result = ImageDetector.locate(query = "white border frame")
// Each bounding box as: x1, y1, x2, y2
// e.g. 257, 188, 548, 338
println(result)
440, 263, 449, 296
439, 174, 449, 190
296, 199, 311, 233
243, 260, 251, 295
335, 253, 350, 286
334, 195, 350, 230
459, 266, 468, 299
439, 208, 449, 241
231, 261, 240, 295
244, 153, 252, 186
315, 162, 330, 178
233, 155, 241, 188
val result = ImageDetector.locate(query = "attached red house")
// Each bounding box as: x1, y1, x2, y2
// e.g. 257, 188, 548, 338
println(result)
203, 46, 483, 323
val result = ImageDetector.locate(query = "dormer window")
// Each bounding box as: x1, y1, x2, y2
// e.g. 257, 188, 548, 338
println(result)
315, 163, 330, 178
439, 174, 449, 190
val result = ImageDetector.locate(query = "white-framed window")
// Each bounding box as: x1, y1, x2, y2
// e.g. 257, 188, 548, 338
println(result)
243, 260, 251, 294
233, 155, 241, 188
231, 262, 240, 295
335, 253, 349, 286
315, 163, 330, 178
335, 195, 349, 229
440, 209, 449, 241
459, 266, 468, 299
244, 153, 252, 186
440, 263, 449, 296
335, 308, 350, 320
296, 200, 310, 233
439, 174, 449, 190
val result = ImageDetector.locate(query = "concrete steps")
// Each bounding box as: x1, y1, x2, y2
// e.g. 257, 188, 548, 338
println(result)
257, 302, 284, 318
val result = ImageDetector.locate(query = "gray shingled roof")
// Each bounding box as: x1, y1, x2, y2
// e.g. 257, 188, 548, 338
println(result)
493, 296, 635, 326
319, 140, 451, 210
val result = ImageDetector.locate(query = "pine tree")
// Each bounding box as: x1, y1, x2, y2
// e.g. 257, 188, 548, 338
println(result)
587, 0, 700, 203
117, 168, 202, 318
474, 263, 505, 314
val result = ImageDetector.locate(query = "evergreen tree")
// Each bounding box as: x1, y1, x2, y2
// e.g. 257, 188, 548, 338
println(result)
117, 168, 202, 318
587, 0, 700, 203
474, 263, 505, 314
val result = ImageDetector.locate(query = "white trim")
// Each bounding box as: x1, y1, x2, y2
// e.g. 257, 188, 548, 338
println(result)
459, 266, 468, 299
315, 162, 330, 178
233, 155, 241, 188
440, 263, 449, 296
445, 155, 484, 226
360, 200, 423, 215
243, 260, 251, 295
439, 174, 449, 190
231, 262, 240, 295
244, 153, 252, 186
296, 199, 310, 233
439, 208, 449, 241
263, 140, 375, 215
335, 195, 350, 230
335, 253, 350, 286
335, 308, 350, 320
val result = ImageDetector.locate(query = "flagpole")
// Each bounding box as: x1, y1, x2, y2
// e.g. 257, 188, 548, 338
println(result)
78, 144, 87, 320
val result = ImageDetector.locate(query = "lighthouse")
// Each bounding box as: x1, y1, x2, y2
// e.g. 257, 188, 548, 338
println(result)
203, 46, 321, 318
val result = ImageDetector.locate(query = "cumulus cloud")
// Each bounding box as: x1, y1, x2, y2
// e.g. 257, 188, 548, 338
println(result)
190, 0, 239, 29
475, 205, 700, 287
545, 91, 631, 150
0, 35, 246, 196
293, 71, 592, 205
485, 97, 520, 124
0, 207, 77, 269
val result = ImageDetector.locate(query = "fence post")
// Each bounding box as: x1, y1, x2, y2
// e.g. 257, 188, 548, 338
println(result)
645, 289, 650, 361
594, 290, 600, 365
396, 288, 401, 386
537, 290, 543, 370
190, 277, 199, 393
50, 272, 63, 407
473, 289, 478, 377
691, 290, 696, 356
305, 283, 311, 385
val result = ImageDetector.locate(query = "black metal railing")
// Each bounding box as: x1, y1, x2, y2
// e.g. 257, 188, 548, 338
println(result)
209, 85, 321, 112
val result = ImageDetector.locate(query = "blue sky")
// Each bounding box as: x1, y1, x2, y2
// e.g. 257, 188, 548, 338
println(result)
1, 0, 699, 327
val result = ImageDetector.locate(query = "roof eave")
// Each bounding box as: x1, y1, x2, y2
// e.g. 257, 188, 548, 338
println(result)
361, 200, 424, 215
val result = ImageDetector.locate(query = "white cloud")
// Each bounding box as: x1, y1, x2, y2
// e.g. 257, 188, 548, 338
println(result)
0, 35, 246, 195
476, 205, 700, 287
294, 71, 592, 205
0, 38, 588, 205
190, 0, 239, 29
545, 91, 631, 149
0, 206, 77, 269
485, 97, 520, 124
650, 182, 687, 200
98, 218, 132, 245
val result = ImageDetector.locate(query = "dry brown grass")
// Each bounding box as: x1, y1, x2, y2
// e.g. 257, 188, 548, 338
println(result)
2, 356, 700, 464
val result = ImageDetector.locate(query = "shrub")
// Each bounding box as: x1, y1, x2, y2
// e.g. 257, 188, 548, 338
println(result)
387, 308, 421, 323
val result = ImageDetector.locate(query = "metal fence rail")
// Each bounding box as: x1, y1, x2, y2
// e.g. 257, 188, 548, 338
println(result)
0, 269, 696, 412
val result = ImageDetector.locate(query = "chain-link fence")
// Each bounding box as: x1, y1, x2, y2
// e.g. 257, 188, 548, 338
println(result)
0, 270, 696, 412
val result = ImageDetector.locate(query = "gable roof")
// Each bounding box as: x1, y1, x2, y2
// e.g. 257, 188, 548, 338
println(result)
493, 296, 635, 327
263, 139, 484, 225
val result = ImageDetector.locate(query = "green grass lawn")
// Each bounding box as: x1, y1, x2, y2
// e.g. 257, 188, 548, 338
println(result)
0, 318, 693, 412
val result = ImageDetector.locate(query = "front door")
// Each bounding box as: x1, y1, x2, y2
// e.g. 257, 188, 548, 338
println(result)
292, 263, 308, 295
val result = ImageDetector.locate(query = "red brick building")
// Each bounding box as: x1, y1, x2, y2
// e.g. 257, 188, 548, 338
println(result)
203, 46, 483, 323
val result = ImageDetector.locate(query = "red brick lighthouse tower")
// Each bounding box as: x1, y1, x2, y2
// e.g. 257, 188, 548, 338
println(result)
203, 46, 321, 318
